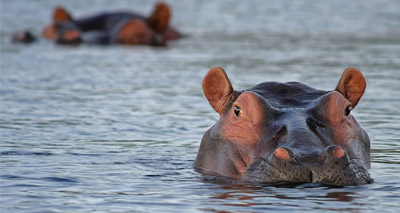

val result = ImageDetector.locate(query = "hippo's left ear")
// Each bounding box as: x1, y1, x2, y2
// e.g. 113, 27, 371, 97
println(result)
335, 68, 366, 108
53, 6, 73, 22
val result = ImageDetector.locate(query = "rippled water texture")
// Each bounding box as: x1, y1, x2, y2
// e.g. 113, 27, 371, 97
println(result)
1, 0, 400, 212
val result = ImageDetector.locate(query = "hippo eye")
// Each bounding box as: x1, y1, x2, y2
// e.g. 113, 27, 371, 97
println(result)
233, 106, 242, 117
345, 105, 351, 116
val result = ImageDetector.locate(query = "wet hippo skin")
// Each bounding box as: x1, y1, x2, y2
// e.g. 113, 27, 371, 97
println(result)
42, 2, 182, 46
13, 2, 182, 46
194, 67, 372, 186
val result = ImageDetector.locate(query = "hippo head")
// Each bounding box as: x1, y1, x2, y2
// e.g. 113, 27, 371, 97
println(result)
117, 3, 172, 46
42, 7, 73, 40
194, 67, 372, 186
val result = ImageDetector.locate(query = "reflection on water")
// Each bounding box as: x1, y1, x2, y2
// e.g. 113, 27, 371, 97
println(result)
1, 0, 400, 212
200, 177, 364, 211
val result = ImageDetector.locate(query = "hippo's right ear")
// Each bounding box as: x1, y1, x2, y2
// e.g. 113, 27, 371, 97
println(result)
203, 67, 234, 114
148, 2, 171, 33
335, 68, 366, 108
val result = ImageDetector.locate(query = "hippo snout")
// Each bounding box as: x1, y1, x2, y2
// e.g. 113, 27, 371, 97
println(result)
313, 146, 373, 185
245, 145, 372, 185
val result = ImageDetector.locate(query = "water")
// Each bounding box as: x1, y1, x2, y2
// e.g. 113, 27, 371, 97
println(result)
1, 0, 400, 212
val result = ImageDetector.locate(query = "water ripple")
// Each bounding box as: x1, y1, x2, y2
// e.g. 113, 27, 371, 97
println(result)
1, 0, 399, 212
0, 150, 54, 156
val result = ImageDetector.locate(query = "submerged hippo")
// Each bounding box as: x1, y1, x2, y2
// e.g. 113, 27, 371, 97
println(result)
194, 67, 372, 186
13, 2, 182, 46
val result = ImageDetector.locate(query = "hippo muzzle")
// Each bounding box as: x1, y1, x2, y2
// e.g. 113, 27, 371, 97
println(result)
194, 67, 372, 186
246, 145, 372, 185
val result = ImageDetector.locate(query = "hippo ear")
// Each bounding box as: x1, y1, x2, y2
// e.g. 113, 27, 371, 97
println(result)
203, 67, 234, 114
335, 68, 366, 108
53, 6, 73, 22
147, 2, 171, 33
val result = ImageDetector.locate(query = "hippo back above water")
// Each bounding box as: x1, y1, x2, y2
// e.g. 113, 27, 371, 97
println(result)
194, 67, 372, 186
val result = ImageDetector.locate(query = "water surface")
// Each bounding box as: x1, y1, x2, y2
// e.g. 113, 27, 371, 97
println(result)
1, 0, 400, 212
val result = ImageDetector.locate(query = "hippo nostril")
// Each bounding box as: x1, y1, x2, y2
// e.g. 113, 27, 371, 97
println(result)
333, 146, 345, 159
322, 145, 346, 160
274, 147, 289, 160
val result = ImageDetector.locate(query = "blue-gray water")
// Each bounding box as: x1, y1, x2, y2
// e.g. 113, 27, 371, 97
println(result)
1, 0, 400, 212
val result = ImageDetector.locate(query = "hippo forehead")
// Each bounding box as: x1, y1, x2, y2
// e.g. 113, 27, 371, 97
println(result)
247, 81, 329, 109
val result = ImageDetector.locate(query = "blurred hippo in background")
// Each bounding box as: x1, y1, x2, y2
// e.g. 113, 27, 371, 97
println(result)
13, 2, 183, 46
195, 67, 372, 186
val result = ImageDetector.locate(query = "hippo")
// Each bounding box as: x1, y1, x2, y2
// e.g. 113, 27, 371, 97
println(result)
13, 2, 182, 46
194, 67, 372, 186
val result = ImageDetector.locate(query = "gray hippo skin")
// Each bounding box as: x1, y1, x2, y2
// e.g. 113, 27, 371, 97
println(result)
194, 67, 372, 186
